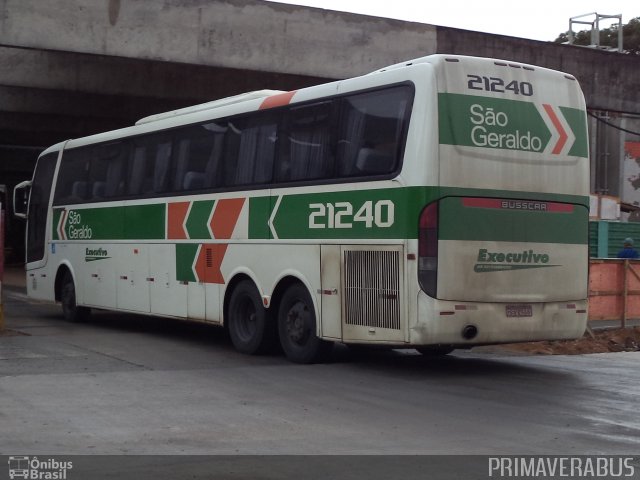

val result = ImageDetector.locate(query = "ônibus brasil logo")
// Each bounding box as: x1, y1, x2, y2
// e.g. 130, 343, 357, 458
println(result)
8, 456, 73, 479
474, 248, 559, 273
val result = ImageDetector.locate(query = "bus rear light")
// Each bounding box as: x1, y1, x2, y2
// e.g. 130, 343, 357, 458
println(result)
439, 311, 455, 316
418, 201, 438, 297
419, 257, 437, 270
576, 309, 587, 314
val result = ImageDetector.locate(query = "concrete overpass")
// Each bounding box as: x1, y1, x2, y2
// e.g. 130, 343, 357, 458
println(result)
1, 0, 639, 256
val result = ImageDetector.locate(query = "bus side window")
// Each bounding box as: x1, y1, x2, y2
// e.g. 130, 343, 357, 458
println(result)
128, 146, 148, 195
278, 101, 334, 182
225, 114, 277, 187
53, 148, 91, 205
173, 139, 190, 192
90, 141, 126, 200
154, 142, 172, 193
174, 122, 225, 193
203, 123, 226, 189
105, 153, 126, 198
128, 134, 172, 197
337, 86, 412, 178
222, 121, 241, 187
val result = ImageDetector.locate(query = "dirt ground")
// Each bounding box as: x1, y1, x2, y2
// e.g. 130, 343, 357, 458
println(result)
497, 326, 640, 355
0, 327, 26, 337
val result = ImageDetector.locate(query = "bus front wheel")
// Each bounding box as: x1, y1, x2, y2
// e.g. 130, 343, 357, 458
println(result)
227, 280, 275, 355
278, 283, 332, 364
60, 271, 91, 322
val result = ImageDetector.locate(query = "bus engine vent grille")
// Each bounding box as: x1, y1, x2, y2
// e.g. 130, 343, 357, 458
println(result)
343, 250, 401, 330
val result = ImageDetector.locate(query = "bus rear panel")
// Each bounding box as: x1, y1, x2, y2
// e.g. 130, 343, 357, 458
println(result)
414, 55, 588, 347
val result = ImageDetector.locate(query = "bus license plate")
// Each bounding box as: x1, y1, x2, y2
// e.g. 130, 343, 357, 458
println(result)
506, 304, 532, 318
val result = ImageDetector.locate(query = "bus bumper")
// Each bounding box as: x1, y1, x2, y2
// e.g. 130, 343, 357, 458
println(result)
412, 292, 588, 347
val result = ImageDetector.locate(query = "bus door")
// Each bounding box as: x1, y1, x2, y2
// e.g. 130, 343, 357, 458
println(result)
20, 152, 57, 269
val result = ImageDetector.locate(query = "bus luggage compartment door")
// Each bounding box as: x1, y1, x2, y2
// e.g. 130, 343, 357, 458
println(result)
116, 244, 151, 312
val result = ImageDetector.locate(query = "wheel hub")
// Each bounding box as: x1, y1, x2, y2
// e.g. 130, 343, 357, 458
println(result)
286, 302, 309, 344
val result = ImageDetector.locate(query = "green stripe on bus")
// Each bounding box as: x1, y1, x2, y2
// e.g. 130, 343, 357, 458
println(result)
248, 187, 587, 241
439, 197, 588, 244
176, 244, 198, 282
266, 187, 434, 240
124, 204, 166, 239
438, 93, 552, 153
438, 93, 589, 159
50, 187, 588, 243
248, 197, 272, 240
185, 200, 215, 239
55, 204, 165, 240
439, 187, 589, 208
52, 209, 63, 240
559, 107, 588, 158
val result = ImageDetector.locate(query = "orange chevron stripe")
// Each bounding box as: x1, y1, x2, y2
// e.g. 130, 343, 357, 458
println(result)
194, 244, 228, 284
194, 244, 206, 283
259, 91, 296, 110
186, 198, 246, 284
210, 198, 245, 239
168, 201, 190, 239
543, 104, 568, 155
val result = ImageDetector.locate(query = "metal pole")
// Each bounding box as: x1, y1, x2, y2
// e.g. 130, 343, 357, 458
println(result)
618, 16, 623, 53
568, 19, 574, 45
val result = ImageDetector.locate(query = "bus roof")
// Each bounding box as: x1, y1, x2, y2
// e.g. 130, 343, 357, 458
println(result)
135, 89, 285, 125
370, 54, 576, 81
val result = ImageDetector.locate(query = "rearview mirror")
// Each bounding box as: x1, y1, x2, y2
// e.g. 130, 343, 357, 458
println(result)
13, 180, 31, 219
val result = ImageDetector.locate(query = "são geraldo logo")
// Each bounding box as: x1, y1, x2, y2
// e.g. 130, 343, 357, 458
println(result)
8, 456, 73, 479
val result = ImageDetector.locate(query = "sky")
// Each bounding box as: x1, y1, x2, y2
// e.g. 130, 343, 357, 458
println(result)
265, 0, 637, 42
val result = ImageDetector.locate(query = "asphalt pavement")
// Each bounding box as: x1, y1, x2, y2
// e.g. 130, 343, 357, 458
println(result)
1, 277, 639, 459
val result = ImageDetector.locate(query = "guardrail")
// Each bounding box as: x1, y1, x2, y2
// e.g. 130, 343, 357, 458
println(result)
589, 259, 640, 328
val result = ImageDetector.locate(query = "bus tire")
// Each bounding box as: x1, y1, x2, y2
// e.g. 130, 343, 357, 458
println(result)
60, 271, 91, 322
227, 280, 275, 355
278, 283, 333, 364
416, 346, 454, 356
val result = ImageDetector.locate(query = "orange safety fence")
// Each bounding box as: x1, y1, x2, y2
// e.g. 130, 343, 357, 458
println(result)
589, 259, 640, 327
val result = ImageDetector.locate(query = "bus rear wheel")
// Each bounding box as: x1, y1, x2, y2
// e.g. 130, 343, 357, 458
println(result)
60, 271, 90, 322
278, 283, 332, 364
227, 280, 275, 355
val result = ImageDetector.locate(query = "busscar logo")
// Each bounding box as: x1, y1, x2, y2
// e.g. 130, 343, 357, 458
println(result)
474, 248, 560, 273
8, 456, 73, 479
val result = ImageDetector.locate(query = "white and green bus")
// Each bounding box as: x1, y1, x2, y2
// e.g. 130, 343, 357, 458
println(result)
14, 54, 589, 363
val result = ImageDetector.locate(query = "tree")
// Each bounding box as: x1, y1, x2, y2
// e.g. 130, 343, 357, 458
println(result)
554, 17, 640, 55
